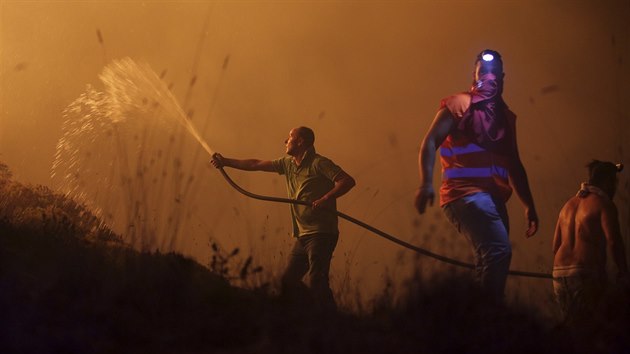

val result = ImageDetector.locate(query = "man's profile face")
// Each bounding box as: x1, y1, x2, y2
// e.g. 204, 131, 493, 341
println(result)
285, 128, 302, 156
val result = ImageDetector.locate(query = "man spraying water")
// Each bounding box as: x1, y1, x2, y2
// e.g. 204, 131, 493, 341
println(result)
211, 127, 356, 310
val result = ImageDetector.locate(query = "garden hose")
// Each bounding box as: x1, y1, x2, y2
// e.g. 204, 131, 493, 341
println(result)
216, 166, 552, 279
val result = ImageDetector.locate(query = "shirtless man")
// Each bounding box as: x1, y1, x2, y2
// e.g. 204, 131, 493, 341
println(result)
552, 160, 628, 324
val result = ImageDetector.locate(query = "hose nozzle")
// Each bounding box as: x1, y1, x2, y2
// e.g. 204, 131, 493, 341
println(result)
210, 152, 225, 169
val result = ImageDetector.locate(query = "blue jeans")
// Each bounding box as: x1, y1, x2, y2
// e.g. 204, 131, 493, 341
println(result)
443, 192, 511, 303
281, 233, 338, 309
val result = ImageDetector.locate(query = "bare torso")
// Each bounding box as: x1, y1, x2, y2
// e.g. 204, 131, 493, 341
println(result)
553, 194, 610, 270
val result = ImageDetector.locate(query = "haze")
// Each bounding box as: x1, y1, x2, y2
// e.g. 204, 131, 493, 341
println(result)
1, 0, 628, 311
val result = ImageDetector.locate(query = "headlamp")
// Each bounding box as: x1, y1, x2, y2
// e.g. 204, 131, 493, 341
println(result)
482, 53, 494, 62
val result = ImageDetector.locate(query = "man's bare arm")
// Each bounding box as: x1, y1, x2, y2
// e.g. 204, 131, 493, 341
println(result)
507, 122, 538, 237
414, 108, 454, 214
211, 153, 275, 172
312, 170, 356, 209
601, 202, 629, 277
552, 215, 563, 255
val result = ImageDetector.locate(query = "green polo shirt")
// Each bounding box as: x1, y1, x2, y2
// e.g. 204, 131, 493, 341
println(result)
271, 147, 342, 238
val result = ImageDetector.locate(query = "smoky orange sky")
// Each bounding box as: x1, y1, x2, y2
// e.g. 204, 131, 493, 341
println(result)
1, 0, 629, 312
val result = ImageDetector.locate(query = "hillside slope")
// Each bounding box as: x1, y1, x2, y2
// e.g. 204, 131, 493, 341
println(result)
1, 162, 627, 354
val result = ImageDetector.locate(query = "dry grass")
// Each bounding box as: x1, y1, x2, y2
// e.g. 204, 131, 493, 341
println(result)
2, 162, 629, 354
51, 58, 212, 253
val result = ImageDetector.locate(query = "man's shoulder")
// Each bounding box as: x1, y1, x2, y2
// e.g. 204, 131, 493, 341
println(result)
271, 156, 291, 173
278, 155, 292, 162
312, 153, 329, 161
561, 196, 581, 212
571, 193, 616, 214
311, 153, 341, 172
505, 107, 517, 122
441, 93, 471, 118
591, 194, 616, 211
311, 154, 334, 168
272, 156, 291, 165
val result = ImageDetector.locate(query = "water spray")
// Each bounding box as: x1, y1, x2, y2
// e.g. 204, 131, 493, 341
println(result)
53, 58, 214, 250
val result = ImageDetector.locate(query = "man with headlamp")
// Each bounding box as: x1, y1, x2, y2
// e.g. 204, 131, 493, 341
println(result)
414, 49, 539, 304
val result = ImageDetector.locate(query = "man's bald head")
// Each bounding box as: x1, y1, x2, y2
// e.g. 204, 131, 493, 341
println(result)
295, 126, 315, 148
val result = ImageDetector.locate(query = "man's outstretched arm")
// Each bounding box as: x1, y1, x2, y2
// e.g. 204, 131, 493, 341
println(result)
211, 153, 275, 172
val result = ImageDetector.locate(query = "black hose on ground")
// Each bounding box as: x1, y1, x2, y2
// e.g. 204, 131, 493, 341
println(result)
216, 166, 552, 279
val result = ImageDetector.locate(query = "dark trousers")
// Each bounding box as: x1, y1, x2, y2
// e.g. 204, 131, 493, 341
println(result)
553, 274, 605, 325
281, 233, 338, 309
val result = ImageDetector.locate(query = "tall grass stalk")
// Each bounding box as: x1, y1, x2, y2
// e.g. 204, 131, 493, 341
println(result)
52, 58, 213, 253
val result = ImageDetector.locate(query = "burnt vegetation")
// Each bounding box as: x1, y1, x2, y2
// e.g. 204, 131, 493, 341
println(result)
0, 161, 627, 354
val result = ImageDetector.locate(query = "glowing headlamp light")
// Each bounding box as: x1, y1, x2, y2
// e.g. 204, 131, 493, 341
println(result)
482, 53, 494, 62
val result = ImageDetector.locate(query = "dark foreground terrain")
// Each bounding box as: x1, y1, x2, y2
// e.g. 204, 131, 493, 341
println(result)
1, 162, 628, 354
